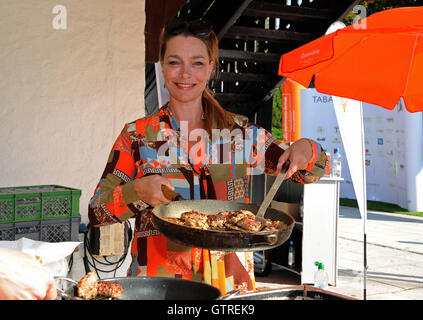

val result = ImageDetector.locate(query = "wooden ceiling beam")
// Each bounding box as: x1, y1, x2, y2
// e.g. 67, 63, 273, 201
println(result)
145, 0, 187, 63
244, 2, 335, 21
219, 49, 281, 63
225, 25, 312, 43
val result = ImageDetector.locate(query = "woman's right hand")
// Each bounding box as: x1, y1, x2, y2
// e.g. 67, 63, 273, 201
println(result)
133, 175, 175, 207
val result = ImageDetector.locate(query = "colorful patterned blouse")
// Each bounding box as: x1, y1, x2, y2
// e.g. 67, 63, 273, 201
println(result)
88, 104, 327, 294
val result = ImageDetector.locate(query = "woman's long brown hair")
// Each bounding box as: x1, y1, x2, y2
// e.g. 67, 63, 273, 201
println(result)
159, 23, 235, 135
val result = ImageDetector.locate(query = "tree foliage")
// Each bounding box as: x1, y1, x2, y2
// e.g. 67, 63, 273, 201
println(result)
272, 86, 283, 141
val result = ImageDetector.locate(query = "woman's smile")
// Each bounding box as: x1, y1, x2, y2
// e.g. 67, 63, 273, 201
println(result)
175, 82, 197, 90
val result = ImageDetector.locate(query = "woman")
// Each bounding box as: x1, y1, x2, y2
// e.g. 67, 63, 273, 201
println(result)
88, 18, 328, 294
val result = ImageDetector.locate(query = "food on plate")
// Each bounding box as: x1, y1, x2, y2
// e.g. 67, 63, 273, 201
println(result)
207, 211, 228, 229
166, 217, 186, 226
76, 271, 123, 300
235, 217, 262, 232
181, 210, 209, 229
96, 280, 124, 299
166, 210, 286, 232
76, 271, 98, 299
227, 210, 255, 224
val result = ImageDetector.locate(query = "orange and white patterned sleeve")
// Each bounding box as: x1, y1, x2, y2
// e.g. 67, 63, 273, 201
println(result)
88, 124, 149, 227
249, 123, 328, 184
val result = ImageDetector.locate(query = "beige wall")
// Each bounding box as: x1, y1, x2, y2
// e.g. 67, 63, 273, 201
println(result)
0, 0, 146, 224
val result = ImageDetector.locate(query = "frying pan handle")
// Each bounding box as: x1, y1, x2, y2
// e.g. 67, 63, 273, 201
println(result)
248, 234, 279, 248
266, 234, 278, 245
54, 276, 83, 300
54, 276, 78, 286
161, 185, 184, 201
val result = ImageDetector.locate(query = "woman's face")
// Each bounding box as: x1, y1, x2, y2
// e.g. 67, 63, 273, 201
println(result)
162, 35, 214, 105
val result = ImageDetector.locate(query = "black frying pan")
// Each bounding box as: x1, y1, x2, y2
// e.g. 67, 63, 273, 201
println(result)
57, 276, 223, 300
152, 191, 295, 252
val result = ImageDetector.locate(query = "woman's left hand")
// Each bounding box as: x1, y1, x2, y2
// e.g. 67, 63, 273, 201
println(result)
276, 138, 313, 179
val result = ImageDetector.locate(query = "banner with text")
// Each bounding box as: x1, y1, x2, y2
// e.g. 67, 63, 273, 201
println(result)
300, 89, 422, 211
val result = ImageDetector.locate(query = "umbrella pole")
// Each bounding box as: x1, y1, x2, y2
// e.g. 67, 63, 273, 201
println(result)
358, 101, 368, 301
364, 233, 367, 300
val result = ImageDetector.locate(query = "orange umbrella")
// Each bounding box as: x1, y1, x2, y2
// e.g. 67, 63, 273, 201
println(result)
278, 6, 423, 113
279, 6, 423, 300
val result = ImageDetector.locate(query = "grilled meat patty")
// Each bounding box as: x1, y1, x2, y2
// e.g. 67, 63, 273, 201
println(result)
76, 271, 98, 300
227, 210, 255, 224
76, 271, 123, 299
166, 210, 286, 232
97, 281, 124, 299
180, 210, 209, 230
207, 213, 228, 229
236, 217, 262, 232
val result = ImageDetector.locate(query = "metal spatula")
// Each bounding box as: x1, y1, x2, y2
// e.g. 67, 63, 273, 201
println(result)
256, 160, 290, 221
